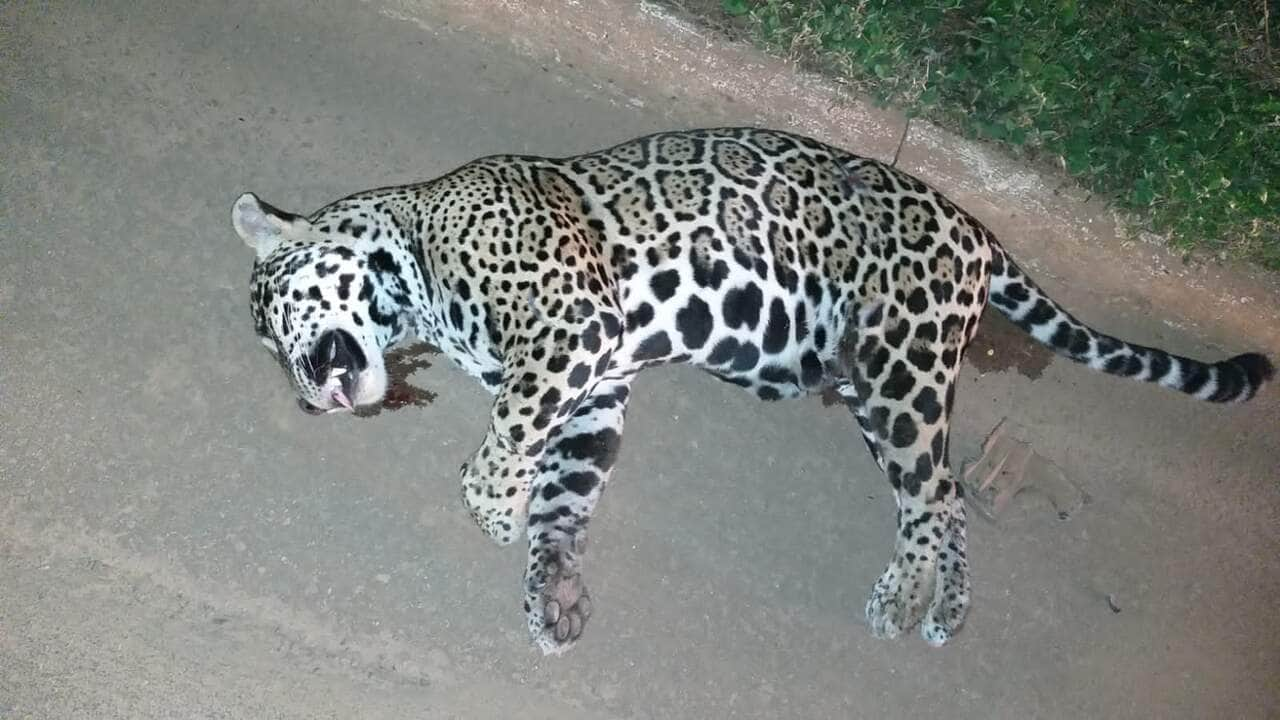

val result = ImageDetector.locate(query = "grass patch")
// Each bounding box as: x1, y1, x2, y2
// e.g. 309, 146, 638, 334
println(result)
701, 0, 1280, 269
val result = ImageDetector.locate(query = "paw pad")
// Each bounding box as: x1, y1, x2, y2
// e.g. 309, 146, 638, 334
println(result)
526, 540, 593, 655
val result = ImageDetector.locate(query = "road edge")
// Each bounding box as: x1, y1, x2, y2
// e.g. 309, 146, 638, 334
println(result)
380, 0, 1279, 356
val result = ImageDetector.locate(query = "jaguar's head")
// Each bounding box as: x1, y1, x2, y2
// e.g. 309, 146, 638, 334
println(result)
233, 192, 407, 415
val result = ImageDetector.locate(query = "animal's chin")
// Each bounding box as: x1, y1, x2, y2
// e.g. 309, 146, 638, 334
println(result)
298, 384, 358, 412
297, 369, 388, 415
297, 395, 346, 415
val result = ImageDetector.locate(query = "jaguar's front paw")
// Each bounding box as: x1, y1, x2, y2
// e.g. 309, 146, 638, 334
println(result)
524, 533, 592, 655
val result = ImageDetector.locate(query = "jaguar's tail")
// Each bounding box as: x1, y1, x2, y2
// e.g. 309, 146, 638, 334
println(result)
986, 244, 1273, 403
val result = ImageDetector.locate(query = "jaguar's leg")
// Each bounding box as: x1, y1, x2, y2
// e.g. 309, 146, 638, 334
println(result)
521, 374, 634, 655
840, 309, 971, 646
460, 316, 621, 546
832, 381, 887, 472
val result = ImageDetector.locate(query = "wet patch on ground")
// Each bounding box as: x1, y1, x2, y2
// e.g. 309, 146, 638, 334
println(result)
355, 342, 440, 417
966, 309, 1054, 380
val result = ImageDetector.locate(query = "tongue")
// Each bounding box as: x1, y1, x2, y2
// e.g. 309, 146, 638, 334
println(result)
332, 388, 354, 410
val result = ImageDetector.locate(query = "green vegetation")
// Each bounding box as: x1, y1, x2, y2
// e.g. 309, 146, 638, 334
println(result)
716, 0, 1279, 269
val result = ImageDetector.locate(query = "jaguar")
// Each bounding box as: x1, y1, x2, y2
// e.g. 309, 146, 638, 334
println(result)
232, 127, 1272, 654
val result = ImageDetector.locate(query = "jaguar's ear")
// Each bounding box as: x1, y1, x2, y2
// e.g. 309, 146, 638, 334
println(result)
232, 192, 309, 259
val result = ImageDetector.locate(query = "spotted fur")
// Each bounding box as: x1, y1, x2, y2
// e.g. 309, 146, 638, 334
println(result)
233, 128, 1273, 655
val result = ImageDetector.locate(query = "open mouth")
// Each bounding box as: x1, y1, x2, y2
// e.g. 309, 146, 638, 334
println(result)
297, 328, 367, 415
327, 367, 355, 410
298, 372, 355, 415
297, 391, 350, 415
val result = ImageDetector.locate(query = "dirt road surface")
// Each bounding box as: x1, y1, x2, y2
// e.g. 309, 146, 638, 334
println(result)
2, 1, 1277, 718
